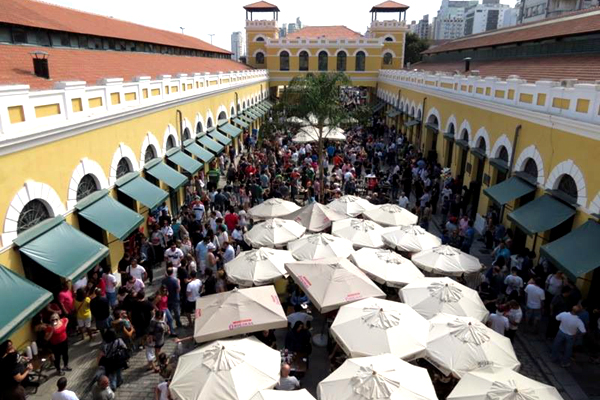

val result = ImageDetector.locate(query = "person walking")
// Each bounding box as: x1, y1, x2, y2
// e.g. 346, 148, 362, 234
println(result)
74, 288, 93, 341
161, 267, 182, 330
153, 285, 176, 335
90, 288, 111, 337
45, 313, 71, 376
92, 375, 115, 400
552, 305, 587, 367
98, 330, 129, 391
524, 278, 545, 333
147, 310, 169, 373
184, 270, 202, 327
51, 377, 79, 400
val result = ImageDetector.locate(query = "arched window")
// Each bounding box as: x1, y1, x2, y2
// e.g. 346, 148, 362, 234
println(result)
448, 123, 455, 136
383, 52, 393, 65
255, 36, 265, 42
17, 199, 50, 234
461, 130, 469, 142
336, 51, 347, 72
207, 118, 213, 129
280, 51, 290, 71
557, 175, 578, 200
355, 51, 366, 71
498, 147, 509, 162
217, 111, 227, 122
76, 174, 99, 202
116, 158, 132, 179
477, 137, 486, 151
384, 36, 394, 42
299, 51, 309, 71
231, 107, 235, 116
166, 136, 177, 150
145, 145, 157, 163
196, 122, 203, 134
318, 51, 328, 71
256, 52, 265, 64
523, 158, 538, 178
182, 128, 191, 141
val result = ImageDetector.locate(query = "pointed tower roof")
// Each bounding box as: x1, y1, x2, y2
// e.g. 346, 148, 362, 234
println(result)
370, 1, 409, 12
244, 1, 280, 12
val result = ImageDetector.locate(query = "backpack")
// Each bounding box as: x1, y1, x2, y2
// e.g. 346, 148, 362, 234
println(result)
102, 339, 130, 372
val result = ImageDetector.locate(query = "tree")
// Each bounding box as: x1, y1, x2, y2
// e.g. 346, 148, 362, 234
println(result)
404, 33, 430, 67
279, 72, 352, 201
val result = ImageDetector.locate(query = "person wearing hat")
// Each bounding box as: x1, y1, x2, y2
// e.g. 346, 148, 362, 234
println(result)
206, 243, 218, 275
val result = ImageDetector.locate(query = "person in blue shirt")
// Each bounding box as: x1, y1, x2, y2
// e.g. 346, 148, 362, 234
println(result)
461, 220, 475, 254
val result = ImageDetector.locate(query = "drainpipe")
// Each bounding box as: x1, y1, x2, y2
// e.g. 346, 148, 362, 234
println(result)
420, 97, 427, 151
500, 124, 521, 222
176, 110, 184, 149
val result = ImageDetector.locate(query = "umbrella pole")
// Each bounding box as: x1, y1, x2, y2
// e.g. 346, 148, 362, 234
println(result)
312, 312, 329, 347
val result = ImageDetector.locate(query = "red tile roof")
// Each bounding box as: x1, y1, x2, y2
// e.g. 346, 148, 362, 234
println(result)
290, 26, 362, 40
244, 1, 280, 11
0, 44, 253, 90
0, 0, 230, 54
425, 8, 600, 54
370, 1, 410, 12
409, 54, 600, 83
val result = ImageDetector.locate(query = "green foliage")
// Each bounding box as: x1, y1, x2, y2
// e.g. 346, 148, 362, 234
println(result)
404, 33, 430, 67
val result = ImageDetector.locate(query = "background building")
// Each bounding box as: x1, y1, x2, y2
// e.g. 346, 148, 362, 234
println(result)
518, 0, 599, 24
433, 0, 479, 40
464, 0, 510, 35
416, 14, 432, 39
230, 31, 245, 61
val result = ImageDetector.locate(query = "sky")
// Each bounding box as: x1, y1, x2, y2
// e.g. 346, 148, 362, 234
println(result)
43, 0, 518, 51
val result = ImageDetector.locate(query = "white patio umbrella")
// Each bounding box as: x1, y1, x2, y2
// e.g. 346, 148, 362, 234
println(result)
363, 204, 418, 227
287, 233, 355, 261
332, 218, 385, 249
244, 218, 306, 248
193, 286, 287, 343
425, 314, 520, 379
317, 354, 438, 400
400, 277, 489, 322
285, 258, 385, 314
349, 248, 424, 288
328, 195, 376, 217
412, 245, 483, 277
248, 198, 301, 220
170, 337, 280, 400
330, 297, 430, 360
224, 248, 295, 287
292, 126, 347, 143
447, 365, 563, 400
286, 116, 306, 125
382, 225, 442, 253
251, 390, 316, 400
283, 202, 347, 232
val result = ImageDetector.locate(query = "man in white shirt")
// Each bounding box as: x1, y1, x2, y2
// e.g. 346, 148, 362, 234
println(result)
287, 304, 314, 328
184, 270, 202, 326
52, 377, 79, 400
221, 242, 236, 264
164, 243, 184, 269
487, 313, 509, 336
126, 258, 147, 282
398, 192, 409, 209
192, 198, 205, 222
524, 278, 545, 331
504, 267, 523, 297
275, 364, 300, 391
551, 306, 586, 367
125, 274, 145, 295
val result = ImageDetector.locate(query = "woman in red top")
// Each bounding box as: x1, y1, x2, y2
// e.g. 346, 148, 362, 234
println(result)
44, 313, 71, 375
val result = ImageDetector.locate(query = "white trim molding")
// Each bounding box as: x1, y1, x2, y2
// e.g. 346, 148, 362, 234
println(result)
546, 159, 587, 207
514, 145, 545, 185
109, 143, 139, 185
194, 113, 205, 134
352, 48, 369, 56
182, 118, 193, 141
216, 105, 228, 122
490, 134, 513, 163
589, 192, 600, 215
161, 124, 180, 155
472, 127, 491, 157
457, 119, 472, 141
425, 107, 441, 126
205, 110, 215, 129
66, 158, 109, 209
445, 115, 457, 134
140, 132, 162, 168
335, 49, 349, 56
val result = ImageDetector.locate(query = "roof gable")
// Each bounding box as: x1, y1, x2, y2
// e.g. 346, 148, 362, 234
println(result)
243, 1, 280, 11
290, 26, 362, 40
371, 1, 410, 12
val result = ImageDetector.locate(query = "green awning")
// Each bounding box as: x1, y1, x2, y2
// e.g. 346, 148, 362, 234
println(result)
185, 140, 215, 163
483, 176, 536, 206
257, 104, 269, 112
455, 139, 469, 149
372, 103, 385, 112
404, 119, 421, 128
240, 114, 255, 124
167, 148, 202, 174
443, 131, 455, 141
76, 190, 144, 241
251, 107, 265, 117
209, 129, 232, 146
219, 123, 243, 139
425, 123, 440, 132
14, 216, 109, 281
245, 110, 260, 120
145, 159, 187, 189
508, 194, 576, 235
470, 148, 487, 160
116, 172, 169, 209
386, 109, 401, 118
198, 135, 224, 154
490, 158, 509, 172
0, 265, 52, 343
233, 118, 249, 129
541, 221, 600, 280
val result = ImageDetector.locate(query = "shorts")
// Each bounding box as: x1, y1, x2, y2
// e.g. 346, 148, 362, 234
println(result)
183, 300, 196, 314
77, 317, 92, 328
145, 347, 156, 362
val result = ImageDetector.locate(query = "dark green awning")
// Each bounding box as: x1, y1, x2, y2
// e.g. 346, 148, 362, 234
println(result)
541, 221, 600, 280
490, 158, 509, 172
240, 114, 255, 124
386, 109, 399, 118
185, 140, 215, 163
76, 190, 144, 240
470, 148, 487, 160
455, 139, 469, 149
209, 129, 232, 146
233, 118, 249, 129
425, 123, 440, 132
145, 159, 187, 190
219, 123, 243, 139
0, 265, 52, 343
253, 107, 266, 117
508, 194, 576, 235
245, 110, 260, 120
167, 148, 202, 174
14, 216, 109, 281
483, 176, 536, 206
116, 172, 169, 209
404, 120, 421, 128
198, 135, 224, 154
257, 104, 269, 112
372, 103, 385, 113
443, 131, 455, 141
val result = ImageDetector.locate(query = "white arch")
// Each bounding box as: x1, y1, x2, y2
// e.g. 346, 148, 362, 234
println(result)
425, 107, 441, 126
229, 101, 236, 117
182, 118, 193, 141
417, 104, 423, 120
109, 143, 140, 185
140, 131, 163, 168
67, 158, 109, 209
316, 48, 332, 56
194, 113, 206, 135
382, 49, 397, 57
2, 180, 66, 246
205, 109, 215, 129
277, 48, 292, 56
216, 105, 228, 122
513, 144, 545, 185
457, 119, 472, 141
295, 48, 312, 56
253, 35, 267, 42
445, 115, 457, 134
352, 48, 369, 56
161, 125, 180, 155
589, 192, 600, 215
546, 160, 587, 207
252, 49, 266, 57
490, 134, 513, 163
383, 35, 396, 42
472, 127, 491, 157
335, 48, 349, 56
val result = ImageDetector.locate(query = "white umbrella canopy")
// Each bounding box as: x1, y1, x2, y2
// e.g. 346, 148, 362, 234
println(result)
425, 314, 521, 379
363, 204, 418, 227
193, 286, 288, 343
248, 198, 301, 220
285, 257, 385, 314
349, 248, 424, 288
224, 248, 295, 287
250, 390, 316, 400
382, 225, 442, 253
400, 277, 489, 322
244, 218, 306, 248
447, 365, 564, 400
287, 233, 355, 261
412, 245, 483, 277
328, 195, 377, 217
170, 337, 280, 400
292, 126, 347, 143
283, 202, 347, 232
330, 297, 430, 360
317, 354, 438, 400
332, 218, 385, 249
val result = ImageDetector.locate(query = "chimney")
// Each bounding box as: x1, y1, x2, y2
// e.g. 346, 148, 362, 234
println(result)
463, 57, 472, 73
31, 51, 50, 79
